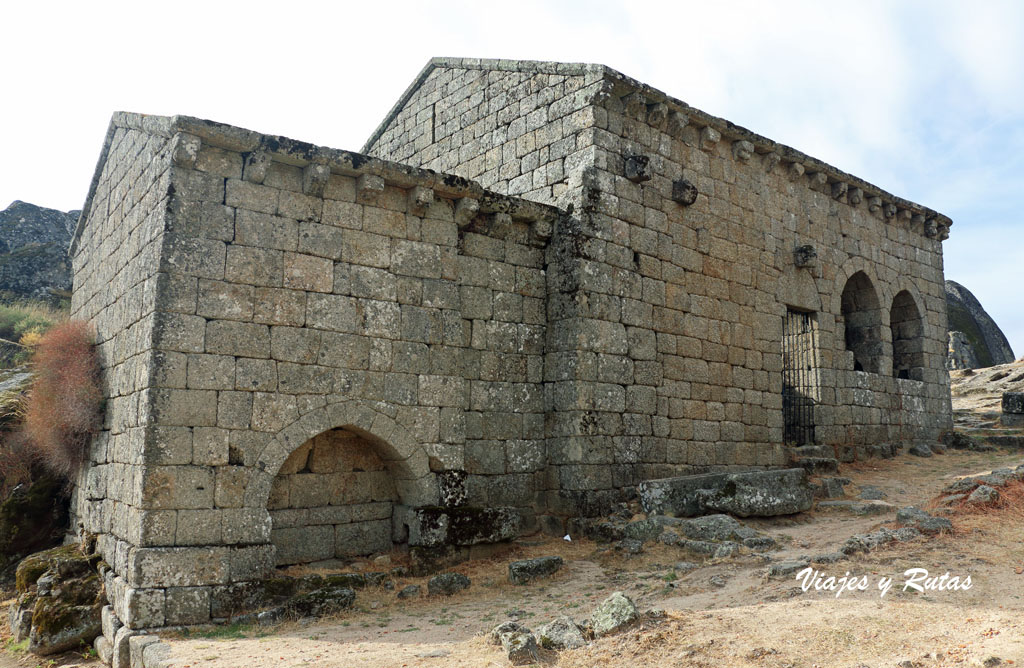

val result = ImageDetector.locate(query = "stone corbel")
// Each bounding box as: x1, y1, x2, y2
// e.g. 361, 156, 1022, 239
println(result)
646, 103, 668, 129
243, 151, 271, 184
847, 187, 863, 206
831, 181, 848, 200
788, 162, 805, 180
454, 197, 480, 229
303, 164, 330, 198
808, 172, 828, 190
169, 133, 201, 169
700, 127, 721, 152
868, 196, 883, 215
407, 185, 434, 216
762, 152, 781, 173
622, 92, 647, 120
357, 174, 385, 204
732, 140, 754, 161
667, 111, 689, 138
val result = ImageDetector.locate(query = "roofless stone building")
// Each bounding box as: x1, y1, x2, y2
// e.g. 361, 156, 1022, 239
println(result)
69, 58, 953, 629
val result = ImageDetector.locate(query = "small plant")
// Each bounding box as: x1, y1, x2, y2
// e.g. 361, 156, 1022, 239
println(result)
22, 321, 103, 481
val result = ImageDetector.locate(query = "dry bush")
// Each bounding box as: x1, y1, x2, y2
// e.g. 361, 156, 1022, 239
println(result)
22, 321, 102, 480
937, 479, 1024, 526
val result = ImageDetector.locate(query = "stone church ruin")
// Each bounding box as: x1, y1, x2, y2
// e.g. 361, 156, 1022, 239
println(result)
68, 58, 953, 630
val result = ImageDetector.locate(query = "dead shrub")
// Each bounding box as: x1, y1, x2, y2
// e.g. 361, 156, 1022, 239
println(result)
22, 321, 102, 480
938, 479, 1024, 523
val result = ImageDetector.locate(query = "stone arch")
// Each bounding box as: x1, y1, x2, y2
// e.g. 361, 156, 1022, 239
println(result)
244, 398, 434, 509
240, 398, 437, 567
890, 289, 926, 380
839, 270, 885, 373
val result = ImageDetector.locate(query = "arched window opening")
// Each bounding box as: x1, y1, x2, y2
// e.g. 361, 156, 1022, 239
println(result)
840, 271, 884, 374
891, 290, 926, 380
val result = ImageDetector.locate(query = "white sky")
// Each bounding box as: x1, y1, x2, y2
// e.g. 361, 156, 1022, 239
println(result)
2, 0, 1021, 357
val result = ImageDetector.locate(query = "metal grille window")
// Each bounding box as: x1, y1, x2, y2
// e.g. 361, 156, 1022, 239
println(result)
782, 309, 820, 445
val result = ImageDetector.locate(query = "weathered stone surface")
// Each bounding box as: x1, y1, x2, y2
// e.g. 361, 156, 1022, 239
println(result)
816, 500, 895, 516
0, 201, 77, 302
639, 469, 812, 517
408, 507, 520, 547
427, 572, 470, 596
591, 591, 638, 636
502, 631, 541, 665
908, 443, 933, 457
769, 559, 809, 577
286, 586, 355, 617
968, 485, 1000, 504
945, 281, 1015, 369
539, 615, 586, 650
1003, 393, 1024, 415
12, 544, 104, 656
509, 555, 564, 585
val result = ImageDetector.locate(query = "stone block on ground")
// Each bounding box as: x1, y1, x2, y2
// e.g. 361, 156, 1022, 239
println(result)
968, 485, 1000, 504
286, 586, 355, 617
427, 572, 471, 596
638, 469, 812, 518
538, 615, 586, 649
508, 555, 564, 585
816, 500, 895, 516
502, 630, 541, 665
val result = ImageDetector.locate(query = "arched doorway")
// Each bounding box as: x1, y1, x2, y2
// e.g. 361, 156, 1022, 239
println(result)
268, 427, 399, 566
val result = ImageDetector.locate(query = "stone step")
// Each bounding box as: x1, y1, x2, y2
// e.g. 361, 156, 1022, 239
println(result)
982, 435, 1024, 448
788, 445, 835, 459
793, 457, 839, 474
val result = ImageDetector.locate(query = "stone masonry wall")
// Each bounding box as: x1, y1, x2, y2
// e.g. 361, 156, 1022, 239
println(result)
367, 60, 605, 209
73, 59, 955, 631
71, 113, 559, 628
369, 59, 953, 518
69, 120, 177, 569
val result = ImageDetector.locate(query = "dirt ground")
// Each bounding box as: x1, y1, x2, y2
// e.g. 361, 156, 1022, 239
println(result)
5, 367, 1024, 668
141, 447, 1024, 668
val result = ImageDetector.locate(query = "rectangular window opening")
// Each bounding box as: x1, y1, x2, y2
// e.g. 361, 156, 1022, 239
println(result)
782, 308, 820, 446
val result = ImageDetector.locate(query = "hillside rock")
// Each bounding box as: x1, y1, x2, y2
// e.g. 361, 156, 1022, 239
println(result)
945, 280, 1015, 369
0, 201, 78, 302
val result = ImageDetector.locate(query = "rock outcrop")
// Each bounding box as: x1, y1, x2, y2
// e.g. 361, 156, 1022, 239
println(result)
946, 280, 1015, 369
0, 201, 77, 303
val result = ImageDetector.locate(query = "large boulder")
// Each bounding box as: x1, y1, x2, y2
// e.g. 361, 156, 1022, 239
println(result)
9, 543, 104, 656
945, 280, 1015, 369
591, 591, 638, 636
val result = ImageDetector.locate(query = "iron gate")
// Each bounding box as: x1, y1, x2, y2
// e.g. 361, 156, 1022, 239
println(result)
782, 309, 819, 445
